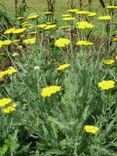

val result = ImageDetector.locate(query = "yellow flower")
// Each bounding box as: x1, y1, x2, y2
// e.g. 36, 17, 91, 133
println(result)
44, 12, 53, 15
57, 64, 71, 71
0, 71, 6, 79
2, 40, 12, 46
46, 22, 52, 25
5, 67, 17, 75
0, 98, 12, 107
27, 14, 39, 20
62, 14, 71, 18
23, 38, 36, 44
115, 56, 117, 61
4, 28, 15, 34
112, 37, 117, 42
21, 22, 30, 26
62, 17, 75, 21
17, 16, 24, 20
84, 125, 99, 134
103, 59, 115, 65
67, 9, 79, 13
55, 38, 71, 48
13, 28, 26, 34
22, 23, 32, 27
44, 24, 57, 30
106, 6, 117, 9
88, 12, 96, 17
76, 11, 90, 15
98, 16, 111, 21
98, 80, 115, 90
3, 103, 17, 113
20, 34, 25, 38
29, 31, 37, 35
37, 24, 47, 29
76, 21, 95, 29
76, 40, 93, 46
41, 86, 61, 97
0, 41, 3, 48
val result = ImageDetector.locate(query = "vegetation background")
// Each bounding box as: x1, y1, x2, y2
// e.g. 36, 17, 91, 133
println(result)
0, 0, 117, 156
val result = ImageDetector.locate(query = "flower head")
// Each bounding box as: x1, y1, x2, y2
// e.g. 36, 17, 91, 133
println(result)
112, 37, 117, 42
23, 38, 36, 45
103, 59, 115, 65
88, 12, 96, 17
0, 98, 17, 113
0, 98, 12, 107
62, 14, 71, 18
84, 125, 99, 134
13, 28, 26, 34
98, 80, 115, 90
76, 40, 93, 46
3, 103, 17, 113
5, 67, 17, 75
76, 21, 95, 29
62, 17, 75, 21
17, 16, 24, 20
2, 40, 11, 46
0, 71, 6, 79
106, 6, 117, 9
37, 24, 47, 29
27, 14, 39, 20
44, 24, 57, 30
41, 86, 61, 97
4, 28, 15, 35
67, 9, 79, 13
55, 38, 71, 48
57, 64, 71, 71
98, 16, 111, 21
44, 12, 53, 15
76, 11, 90, 15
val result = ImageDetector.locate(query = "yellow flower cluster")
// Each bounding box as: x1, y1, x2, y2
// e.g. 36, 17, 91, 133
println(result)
37, 24, 47, 29
76, 11, 91, 15
0, 98, 17, 113
37, 24, 56, 30
44, 24, 57, 30
41, 86, 61, 97
67, 9, 79, 13
106, 5, 117, 9
76, 40, 93, 46
84, 125, 99, 134
4, 28, 15, 34
62, 14, 71, 18
112, 37, 117, 42
4, 27, 26, 35
23, 38, 36, 45
76, 21, 95, 29
57, 64, 71, 71
13, 28, 26, 34
0, 40, 12, 47
55, 38, 71, 48
62, 17, 75, 21
44, 12, 53, 15
17, 16, 24, 20
0, 67, 17, 79
98, 80, 115, 90
88, 12, 96, 17
98, 16, 111, 21
103, 59, 115, 65
27, 14, 39, 20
